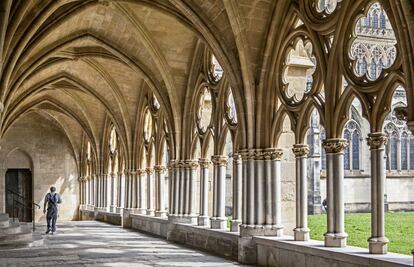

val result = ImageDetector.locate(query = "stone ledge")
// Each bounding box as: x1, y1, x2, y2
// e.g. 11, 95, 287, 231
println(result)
254, 236, 412, 267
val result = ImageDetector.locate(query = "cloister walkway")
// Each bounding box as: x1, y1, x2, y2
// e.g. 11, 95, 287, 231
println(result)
0, 221, 242, 267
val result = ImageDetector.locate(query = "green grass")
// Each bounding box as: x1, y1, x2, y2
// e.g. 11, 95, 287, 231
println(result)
308, 212, 414, 255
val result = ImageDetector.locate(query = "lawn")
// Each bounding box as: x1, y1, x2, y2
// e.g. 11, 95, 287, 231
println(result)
308, 212, 414, 255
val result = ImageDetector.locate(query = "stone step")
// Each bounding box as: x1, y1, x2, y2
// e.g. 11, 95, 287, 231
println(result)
0, 222, 21, 235
0, 230, 33, 244
0, 233, 44, 249
0, 214, 10, 228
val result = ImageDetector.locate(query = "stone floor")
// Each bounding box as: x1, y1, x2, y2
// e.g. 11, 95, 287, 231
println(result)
0, 221, 244, 267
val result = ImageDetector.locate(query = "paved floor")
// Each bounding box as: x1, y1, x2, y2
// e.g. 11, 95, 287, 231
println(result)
0, 221, 243, 267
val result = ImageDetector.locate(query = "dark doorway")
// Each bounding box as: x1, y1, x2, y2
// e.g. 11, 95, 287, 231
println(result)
5, 169, 33, 222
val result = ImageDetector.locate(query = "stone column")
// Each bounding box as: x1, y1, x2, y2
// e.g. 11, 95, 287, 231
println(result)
179, 161, 185, 215
292, 144, 310, 241
323, 138, 348, 247
198, 158, 210, 226
188, 160, 198, 221
103, 173, 108, 210
116, 171, 124, 213
154, 165, 167, 217
210, 155, 228, 229
79, 177, 84, 206
131, 170, 138, 211
146, 167, 155, 216
273, 149, 284, 235
183, 162, 190, 216
231, 154, 242, 232
124, 170, 130, 209
137, 169, 146, 214
367, 133, 389, 254
85, 176, 90, 206
110, 172, 116, 212
173, 162, 182, 215
167, 161, 175, 214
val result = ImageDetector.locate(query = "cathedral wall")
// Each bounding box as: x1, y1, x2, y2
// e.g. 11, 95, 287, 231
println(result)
0, 112, 79, 221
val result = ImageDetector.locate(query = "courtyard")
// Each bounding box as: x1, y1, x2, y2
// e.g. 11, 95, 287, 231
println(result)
309, 212, 414, 255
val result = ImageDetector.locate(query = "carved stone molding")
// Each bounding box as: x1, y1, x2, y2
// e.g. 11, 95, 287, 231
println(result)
239, 148, 283, 161
367, 132, 388, 149
211, 155, 228, 166
199, 158, 211, 168
154, 165, 166, 173
292, 144, 310, 158
233, 153, 242, 164
138, 169, 147, 176
184, 160, 199, 170
239, 149, 255, 161
146, 167, 154, 175
322, 139, 348, 154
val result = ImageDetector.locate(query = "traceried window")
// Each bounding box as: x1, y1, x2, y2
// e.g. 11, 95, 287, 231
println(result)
316, 0, 341, 14
343, 120, 361, 171
211, 55, 223, 81
401, 132, 409, 170
320, 129, 326, 170
196, 87, 212, 133
109, 127, 117, 154
350, 2, 396, 81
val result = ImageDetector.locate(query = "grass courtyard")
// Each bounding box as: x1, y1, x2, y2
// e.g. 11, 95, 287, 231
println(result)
308, 212, 414, 255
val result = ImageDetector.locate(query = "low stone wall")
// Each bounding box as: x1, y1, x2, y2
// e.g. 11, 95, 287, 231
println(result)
95, 211, 122, 226
167, 222, 238, 260
254, 236, 412, 267
79, 208, 413, 267
130, 214, 168, 238
79, 209, 94, 221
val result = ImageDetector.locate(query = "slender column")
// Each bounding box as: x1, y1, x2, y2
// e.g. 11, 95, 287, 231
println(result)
117, 171, 125, 212
272, 149, 284, 236
155, 165, 167, 217
173, 162, 181, 215
367, 133, 389, 254
178, 162, 185, 215
292, 144, 310, 241
79, 177, 84, 205
323, 138, 348, 247
146, 168, 155, 216
137, 169, 146, 214
95, 174, 100, 207
210, 155, 228, 229
188, 161, 198, 217
124, 170, 130, 208
255, 152, 265, 226
168, 161, 176, 214
85, 176, 90, 206
132, 170, 138, 211
198, 158, 210, 226
231, 154, 242, 232
103, 174, 108, 209
183, 162, 190, 215
110, 172, 116, 212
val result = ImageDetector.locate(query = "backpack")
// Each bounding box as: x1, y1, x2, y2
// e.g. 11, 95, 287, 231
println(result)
48, 193, 58, 208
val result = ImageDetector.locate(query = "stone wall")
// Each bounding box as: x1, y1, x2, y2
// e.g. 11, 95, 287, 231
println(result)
0, 112, 79, 221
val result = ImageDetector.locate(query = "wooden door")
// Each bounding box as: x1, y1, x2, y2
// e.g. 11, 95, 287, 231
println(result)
5, 169, 33, 222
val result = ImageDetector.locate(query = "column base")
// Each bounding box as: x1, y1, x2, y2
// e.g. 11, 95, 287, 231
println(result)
231, 219, 242, 232
324, 232, 347, 247
368, 237, 389, 254
122, 208, 133, 228
294, 227, 310, 241
135, 208, 146, 215
155, 211, 168, 218
146, 209, 155, 216
110, 205, 117, 213
116, 207, 124, 213
198, 215, 210, 226
210, 217, 227, 229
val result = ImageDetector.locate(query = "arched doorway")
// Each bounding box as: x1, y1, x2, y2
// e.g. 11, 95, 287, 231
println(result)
5, 169, 33, 222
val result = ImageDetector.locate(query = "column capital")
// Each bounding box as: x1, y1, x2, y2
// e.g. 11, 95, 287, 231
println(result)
154, 165, 166, 173
292, 144, 309, 158
146, 167, 154, 174
184, 160, 199, 170
322, 138, 348, 154
199, 158, 211, 167
175, 160, 186, 169
258, 148, 283, 160
239, 149, 255, 160
233, 153, 242, 163
211, 155, 228, 166
367, 132, 388, 150
137, 169, 146, 176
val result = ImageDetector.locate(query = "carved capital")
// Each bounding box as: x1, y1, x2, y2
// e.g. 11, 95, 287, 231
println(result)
146, 167, 154, 174
322, 138, 348, 154
175, 161, 185, 169
367, 133, 388, 150
185, 160, 199, 170
211, 155, 228, 166
292, 144, 309, 158
137, 169, 146, 176
261, 148, 283, 160
199, 158, 211, 168
239, 149, 256, 160
154, 165, 166, 173
233, 153, 242, 164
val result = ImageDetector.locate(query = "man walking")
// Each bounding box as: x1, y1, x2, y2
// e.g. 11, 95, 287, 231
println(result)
43, 186, 62, 234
